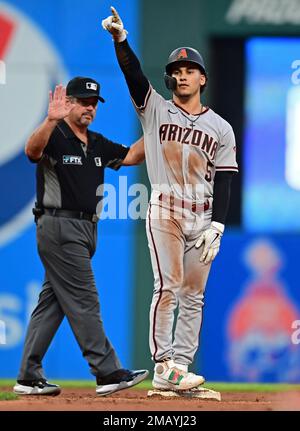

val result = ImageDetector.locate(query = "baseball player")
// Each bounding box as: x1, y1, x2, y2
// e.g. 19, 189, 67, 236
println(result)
102, 7, 238, 393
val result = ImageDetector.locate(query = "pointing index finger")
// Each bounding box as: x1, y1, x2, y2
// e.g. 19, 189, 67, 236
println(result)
110, 6, 120, 20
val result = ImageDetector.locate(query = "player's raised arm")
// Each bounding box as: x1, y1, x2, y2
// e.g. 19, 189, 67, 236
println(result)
102, 6, 150, 109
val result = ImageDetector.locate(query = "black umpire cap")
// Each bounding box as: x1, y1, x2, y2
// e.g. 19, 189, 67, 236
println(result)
66, 77, 105, 103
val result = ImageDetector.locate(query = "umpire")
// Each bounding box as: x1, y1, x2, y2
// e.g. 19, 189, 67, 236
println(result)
13, 77, 147, 396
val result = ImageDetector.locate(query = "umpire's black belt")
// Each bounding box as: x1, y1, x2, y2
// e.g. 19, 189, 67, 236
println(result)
35, 208, 98, 223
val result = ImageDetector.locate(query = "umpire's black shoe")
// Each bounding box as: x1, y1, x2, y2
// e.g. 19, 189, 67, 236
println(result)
13, 379, 61, 396
96, 368, 149, 396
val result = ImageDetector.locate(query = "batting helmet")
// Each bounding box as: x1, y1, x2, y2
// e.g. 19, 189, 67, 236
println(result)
164, 47, 207, 92
165, 47, 206, 76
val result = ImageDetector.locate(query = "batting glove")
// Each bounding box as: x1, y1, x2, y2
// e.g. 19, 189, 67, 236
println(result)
195, 221, 224, 264
102, 6, 128, 42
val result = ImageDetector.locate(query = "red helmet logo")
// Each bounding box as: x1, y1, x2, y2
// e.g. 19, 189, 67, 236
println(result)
176, 48, 188, 60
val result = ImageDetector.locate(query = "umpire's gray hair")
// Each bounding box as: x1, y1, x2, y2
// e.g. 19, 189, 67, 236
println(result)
67, 96, 77, 103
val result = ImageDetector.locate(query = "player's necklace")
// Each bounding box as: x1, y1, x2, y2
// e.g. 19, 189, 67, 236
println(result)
180, 104, 203, 129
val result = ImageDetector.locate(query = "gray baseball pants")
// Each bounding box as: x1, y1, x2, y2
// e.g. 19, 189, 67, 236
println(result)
146, 192, 212, 366
18, 214, 121, 381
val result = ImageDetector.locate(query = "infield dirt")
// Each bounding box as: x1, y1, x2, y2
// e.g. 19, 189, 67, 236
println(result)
0, 387, 299, 411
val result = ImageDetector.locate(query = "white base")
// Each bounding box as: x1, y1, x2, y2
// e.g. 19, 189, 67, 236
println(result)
147, 386, 221, 401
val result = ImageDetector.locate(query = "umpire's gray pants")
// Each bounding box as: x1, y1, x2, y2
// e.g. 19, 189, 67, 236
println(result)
18, 215, 121, 381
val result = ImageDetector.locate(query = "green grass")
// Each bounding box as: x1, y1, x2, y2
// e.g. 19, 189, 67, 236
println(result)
1, 379, 300, 392
0, 392, 18, 401
136, 380, 300, 392
203, 382, 300, 392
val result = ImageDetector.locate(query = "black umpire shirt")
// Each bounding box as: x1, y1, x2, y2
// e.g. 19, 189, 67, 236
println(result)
30, 120, 129, 214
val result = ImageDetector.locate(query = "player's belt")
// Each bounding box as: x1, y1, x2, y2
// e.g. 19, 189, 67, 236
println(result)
158, 193, 209, 213
33, 207, 98, 223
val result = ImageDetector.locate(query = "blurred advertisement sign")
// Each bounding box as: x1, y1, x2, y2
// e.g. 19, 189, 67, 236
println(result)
200, 234, 300, 382
0, 320, 6, 345
206, 0, 300, 34
226, 0, 300, 26
0, 2, 66, 246
227, 239, 300, 382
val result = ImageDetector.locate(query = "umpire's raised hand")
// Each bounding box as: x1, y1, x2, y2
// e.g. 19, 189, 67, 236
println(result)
102, 6, 128, 42
48, 85, 75, 121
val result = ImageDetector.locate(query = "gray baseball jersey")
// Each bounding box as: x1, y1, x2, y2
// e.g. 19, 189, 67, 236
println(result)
135, 86, 238, 208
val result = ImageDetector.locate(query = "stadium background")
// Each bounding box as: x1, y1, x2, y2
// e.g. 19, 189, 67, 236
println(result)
0, 0, 299, 384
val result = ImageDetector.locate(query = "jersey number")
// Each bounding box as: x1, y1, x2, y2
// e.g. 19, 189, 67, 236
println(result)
205, 160, 213, 182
